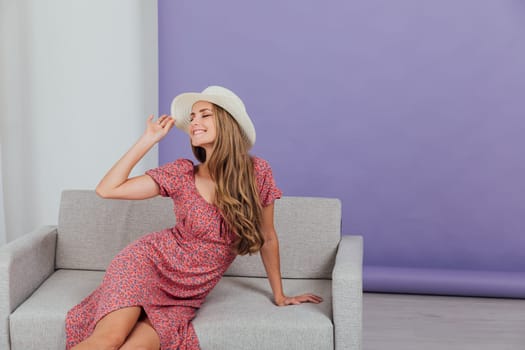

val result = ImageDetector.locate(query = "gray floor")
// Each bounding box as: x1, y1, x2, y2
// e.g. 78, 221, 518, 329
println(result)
363, 292, 525, 350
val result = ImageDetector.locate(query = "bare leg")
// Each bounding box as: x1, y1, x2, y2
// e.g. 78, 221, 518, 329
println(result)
120, 317, 161, 350
71, 306, 142, 350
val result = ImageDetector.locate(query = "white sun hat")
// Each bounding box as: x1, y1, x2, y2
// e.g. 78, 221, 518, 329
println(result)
171, 85, 256, 146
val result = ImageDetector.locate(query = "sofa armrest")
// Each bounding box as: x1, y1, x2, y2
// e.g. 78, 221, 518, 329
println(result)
332, 235, 363, 350
0, 225, 57, 350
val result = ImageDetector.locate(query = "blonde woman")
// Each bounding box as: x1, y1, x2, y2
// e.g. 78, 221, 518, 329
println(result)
65, 86, 323, 350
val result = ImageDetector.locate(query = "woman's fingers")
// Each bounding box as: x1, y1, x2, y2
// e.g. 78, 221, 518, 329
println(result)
279, 293, 324, 306
144, 115, 175, 142
157, 114, 168, 124
298, 293, 323, 304
309, 294, 323, 302
297, 296, 313, 303
147, 114, 162, 127
158, 115, 175, 127
148, 115, 174, 130
163, 119, 175, 134
161, 116, 175, 128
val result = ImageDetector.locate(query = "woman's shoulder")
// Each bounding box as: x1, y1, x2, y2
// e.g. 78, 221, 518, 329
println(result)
158, 158, 194, 174
251, 156, 277, 178
172, 158, 194, 168
251, 156, 271, 171
251, 156, 282, 204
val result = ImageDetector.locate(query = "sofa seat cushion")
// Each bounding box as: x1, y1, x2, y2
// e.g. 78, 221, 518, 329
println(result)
10, 269, 104, 350
10, 270, 333, 350
193, 276, 333, 350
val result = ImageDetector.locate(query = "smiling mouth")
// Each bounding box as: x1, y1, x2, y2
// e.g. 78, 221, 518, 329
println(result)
193, 129, 206, 135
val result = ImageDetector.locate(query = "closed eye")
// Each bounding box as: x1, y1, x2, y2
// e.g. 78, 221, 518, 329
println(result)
190, 113, 212, 122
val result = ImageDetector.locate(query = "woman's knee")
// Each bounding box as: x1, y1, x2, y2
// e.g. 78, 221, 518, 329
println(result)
72, 331, 127, 350
119, 319, 160, 350
89, 306, 142, 349
96, 332, 128, 350
120, 342, 160, 350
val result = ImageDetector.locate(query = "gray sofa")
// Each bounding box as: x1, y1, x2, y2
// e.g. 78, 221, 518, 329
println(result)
0, 190, 363, 350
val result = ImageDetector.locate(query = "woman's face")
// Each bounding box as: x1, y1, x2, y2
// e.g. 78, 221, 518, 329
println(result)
189, 101, 217, 149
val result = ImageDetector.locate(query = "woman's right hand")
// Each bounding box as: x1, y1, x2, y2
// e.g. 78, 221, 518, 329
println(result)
145, 114, 175, 143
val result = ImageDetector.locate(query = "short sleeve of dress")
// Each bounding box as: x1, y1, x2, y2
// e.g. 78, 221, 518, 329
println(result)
145, 159, 191, 197
253, 157, 283, 207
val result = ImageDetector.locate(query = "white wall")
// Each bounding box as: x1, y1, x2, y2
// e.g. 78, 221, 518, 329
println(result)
0, 0, 159, 242
0, 144, 5, 245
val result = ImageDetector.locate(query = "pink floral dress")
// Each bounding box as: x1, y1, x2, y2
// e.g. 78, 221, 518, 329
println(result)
65, 157, 282, 350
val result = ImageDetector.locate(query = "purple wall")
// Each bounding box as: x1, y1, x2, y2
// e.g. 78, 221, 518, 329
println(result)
158, 0, 525, 297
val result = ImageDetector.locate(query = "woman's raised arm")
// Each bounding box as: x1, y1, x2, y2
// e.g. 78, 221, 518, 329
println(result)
95, 114, 175, 200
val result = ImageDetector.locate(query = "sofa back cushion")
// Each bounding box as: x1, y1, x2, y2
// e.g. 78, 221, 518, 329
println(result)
56, 190, 175, 270
225, 196, 341, 279
56, 190, 341, 278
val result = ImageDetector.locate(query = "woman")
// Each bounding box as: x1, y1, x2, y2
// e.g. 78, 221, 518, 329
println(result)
65, 86, 323, 350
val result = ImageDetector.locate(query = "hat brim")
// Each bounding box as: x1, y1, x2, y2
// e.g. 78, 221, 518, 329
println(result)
171, 92, 256, 146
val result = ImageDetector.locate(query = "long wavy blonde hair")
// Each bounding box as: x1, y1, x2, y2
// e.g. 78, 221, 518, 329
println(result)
192, 104, 264, 255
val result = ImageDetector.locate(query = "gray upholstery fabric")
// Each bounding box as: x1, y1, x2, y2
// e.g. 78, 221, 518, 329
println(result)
56, 190, 175, 270
9, 269, 104, 350
333, 235, 363, 350
193, 276, 333, 350
225, 197, 341, 279
0, 226, 57, 350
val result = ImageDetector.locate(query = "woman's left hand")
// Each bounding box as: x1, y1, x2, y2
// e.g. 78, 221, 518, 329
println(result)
274, 293, 324, 306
